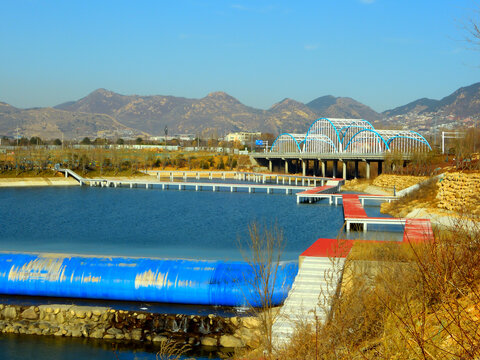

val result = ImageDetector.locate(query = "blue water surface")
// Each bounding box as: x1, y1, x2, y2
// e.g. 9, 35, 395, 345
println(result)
0, 185, 402, 359
0, 186, 348, 260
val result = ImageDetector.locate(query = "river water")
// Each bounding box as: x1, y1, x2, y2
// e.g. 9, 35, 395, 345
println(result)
0, 185, 401, 359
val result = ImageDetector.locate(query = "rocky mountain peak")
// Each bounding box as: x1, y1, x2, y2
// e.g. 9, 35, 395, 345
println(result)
205, 91, 237, 101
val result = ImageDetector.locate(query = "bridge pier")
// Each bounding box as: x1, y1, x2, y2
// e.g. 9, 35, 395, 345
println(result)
283, 159, 289, 174
268, 160, 273, 172
342, 161, 347, 180
365, 160, 371, 179
302, 160, 306, 176
320, 160, 326, 177
332, 160, 338, 178
354, 160, 359, 179
378, 161, 383, 175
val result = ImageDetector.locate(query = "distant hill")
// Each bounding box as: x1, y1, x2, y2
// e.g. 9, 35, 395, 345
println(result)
53, 90, 329, 136
266, 98, 317, 134
0, 104, 141, 140
52, 89, 380, 136
433, 82, 480, 118
5, 83, 480, 140
306, 95, 380, 120
382, 98, 439, 117
383, 82, 480, 118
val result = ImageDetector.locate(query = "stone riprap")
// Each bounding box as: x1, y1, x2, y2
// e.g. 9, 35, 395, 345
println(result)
0, 304, 261, 349
436, 172, 480, 215
372, 174, 428, 191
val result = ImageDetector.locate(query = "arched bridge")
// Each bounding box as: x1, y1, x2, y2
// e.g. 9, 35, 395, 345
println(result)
254, 118, 432, 179
270, 118, 431, 154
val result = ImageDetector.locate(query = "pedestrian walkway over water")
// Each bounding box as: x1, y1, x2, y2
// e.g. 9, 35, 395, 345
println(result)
273, 215, 434, 343
145, 170, 331, 187
403, 218, 434, 243
297, 190, 396, 205
56, 168, 318, 195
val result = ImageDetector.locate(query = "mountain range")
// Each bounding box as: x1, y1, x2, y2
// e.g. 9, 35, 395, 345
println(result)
383, 82, 480, 119
1, 82, 479, 140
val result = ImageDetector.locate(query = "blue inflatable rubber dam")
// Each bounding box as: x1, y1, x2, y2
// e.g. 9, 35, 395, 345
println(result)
0, 252, 298, 307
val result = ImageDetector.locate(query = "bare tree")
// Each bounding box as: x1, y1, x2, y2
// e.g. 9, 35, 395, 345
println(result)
238, 222, 286, 358
465, 4, 480, 47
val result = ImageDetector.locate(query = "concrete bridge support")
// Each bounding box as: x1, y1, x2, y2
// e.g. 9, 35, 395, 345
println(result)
302, 160, 307, 176
365, 160, 371, 179
332, 160, 338, 178
342, 161, 347, 180
283, 159, 289, 174
320, 160, 326, 177
269, 160, 273, 172
378, 161, 383, 175
354, 160, 359, 179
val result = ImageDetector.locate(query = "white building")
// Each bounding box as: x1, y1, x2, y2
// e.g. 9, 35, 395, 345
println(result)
225, 132, 261, 144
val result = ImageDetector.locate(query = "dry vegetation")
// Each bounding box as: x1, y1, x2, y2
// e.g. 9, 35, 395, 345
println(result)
380, 176, 440, 218
0, 147, 252, 178
271, 220, 480, 360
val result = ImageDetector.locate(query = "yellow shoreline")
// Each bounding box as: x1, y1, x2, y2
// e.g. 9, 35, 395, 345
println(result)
0, 177, 79, 187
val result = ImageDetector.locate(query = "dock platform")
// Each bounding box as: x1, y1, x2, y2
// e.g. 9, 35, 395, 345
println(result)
145, 170, 330, 187
56, 168, 313, 195
403, 218, 434, 243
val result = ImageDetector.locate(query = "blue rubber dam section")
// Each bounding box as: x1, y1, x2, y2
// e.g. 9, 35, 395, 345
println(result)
0, 252, 298, 307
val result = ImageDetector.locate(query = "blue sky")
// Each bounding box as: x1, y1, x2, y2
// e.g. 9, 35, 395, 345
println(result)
0, 0, 478, 112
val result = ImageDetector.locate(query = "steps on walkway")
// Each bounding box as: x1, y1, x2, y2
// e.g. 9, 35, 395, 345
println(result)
272, 256, 345, 345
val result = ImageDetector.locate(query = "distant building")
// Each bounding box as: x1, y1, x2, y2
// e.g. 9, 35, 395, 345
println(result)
148, 134, 195, 142
225, 132, 262, 145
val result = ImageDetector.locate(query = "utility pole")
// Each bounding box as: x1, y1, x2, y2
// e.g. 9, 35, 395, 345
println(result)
164, 125, 168, 148
474, 118, 477, 154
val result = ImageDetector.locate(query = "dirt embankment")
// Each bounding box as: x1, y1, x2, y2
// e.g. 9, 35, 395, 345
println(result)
342, 174, 428, 195
380, 171, 480, 221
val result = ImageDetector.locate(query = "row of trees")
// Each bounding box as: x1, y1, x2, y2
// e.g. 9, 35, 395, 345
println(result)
1, 132, 277, 150
0, 147, 247, 176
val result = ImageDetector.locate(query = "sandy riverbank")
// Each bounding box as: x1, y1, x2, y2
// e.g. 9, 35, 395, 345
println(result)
0, 177, 79, 187
0, 174, 157, 187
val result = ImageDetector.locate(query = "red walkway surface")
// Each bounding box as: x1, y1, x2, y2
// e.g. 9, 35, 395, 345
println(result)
301, 194, 434, 259
403, 218, 434, 243
342, 194, 368, 218
297, 185, 335, 195
301, 238, 355, 258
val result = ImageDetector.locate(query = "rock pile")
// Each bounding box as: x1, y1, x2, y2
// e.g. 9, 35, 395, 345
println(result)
372, 174, 428, 191
436, 172, 480, 215
0, 304, 261, 349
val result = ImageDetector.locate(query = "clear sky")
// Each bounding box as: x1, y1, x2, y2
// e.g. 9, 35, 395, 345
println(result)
0, 0, 478, 112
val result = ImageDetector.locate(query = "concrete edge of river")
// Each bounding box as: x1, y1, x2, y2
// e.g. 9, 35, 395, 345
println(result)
0, 175, 152, 187
0, 303, 261, 349
0, 177, 78, 187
